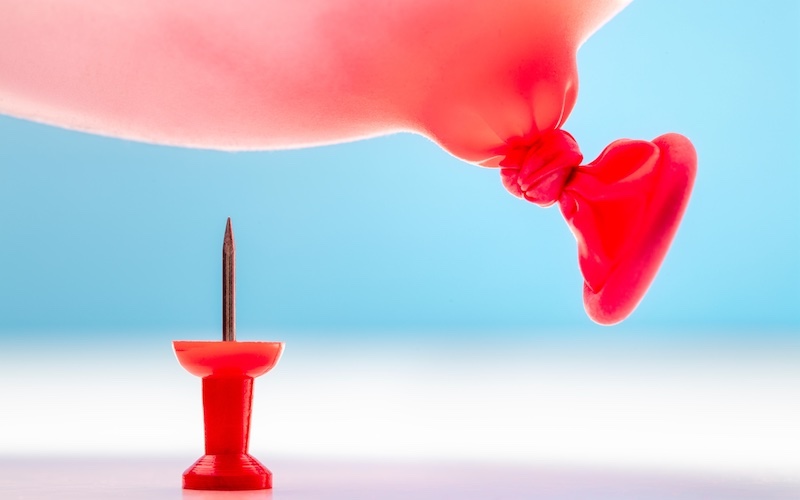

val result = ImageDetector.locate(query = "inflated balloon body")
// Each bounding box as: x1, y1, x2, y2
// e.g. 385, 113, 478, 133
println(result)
0, 0, 695, 324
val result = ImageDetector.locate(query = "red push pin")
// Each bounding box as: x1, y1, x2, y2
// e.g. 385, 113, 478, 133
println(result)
174, 218, 284, 490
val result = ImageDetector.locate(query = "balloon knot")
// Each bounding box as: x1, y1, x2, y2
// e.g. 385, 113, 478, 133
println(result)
499, 129, 583, 207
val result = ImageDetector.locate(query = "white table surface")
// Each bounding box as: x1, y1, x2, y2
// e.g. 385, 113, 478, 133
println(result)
1, 457, 798, 500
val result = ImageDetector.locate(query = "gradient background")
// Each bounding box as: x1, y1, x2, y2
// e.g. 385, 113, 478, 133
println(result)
1, 0, 798, 489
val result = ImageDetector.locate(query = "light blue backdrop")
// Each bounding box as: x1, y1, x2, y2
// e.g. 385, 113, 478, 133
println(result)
1, 1, 798, 338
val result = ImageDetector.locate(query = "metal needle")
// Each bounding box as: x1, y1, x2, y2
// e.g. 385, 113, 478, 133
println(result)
222, 217, 236, 341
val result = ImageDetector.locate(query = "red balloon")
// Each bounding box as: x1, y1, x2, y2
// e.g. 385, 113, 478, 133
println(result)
0, 0, 695, 323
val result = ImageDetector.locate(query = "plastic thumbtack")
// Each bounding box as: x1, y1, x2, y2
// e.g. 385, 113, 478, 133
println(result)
174, 218, 284, 490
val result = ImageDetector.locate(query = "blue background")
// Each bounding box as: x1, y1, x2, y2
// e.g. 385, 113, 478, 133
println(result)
1, 0, 798, 338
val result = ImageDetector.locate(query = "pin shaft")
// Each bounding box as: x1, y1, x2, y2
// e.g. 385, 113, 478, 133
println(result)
222, 218, 236, 341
